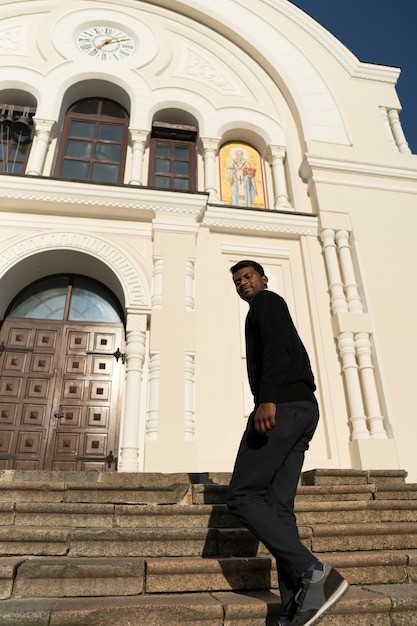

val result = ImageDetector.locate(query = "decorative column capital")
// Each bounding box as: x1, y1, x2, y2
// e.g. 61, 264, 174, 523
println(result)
129, 128, 149, 146
266, 144, 287, 162
33, 118, 57, 140
200, 137, 221, 154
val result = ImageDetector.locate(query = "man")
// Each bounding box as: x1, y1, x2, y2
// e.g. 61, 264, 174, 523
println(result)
226, 260, 348, 626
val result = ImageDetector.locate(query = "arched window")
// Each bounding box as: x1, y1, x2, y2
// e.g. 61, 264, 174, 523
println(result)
148, 121, 197, 191
7, 275, 124, 324
54, 98, 129, 184
0, 105, 35, 174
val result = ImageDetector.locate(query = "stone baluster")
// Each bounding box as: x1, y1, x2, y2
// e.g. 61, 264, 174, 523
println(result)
26, 118, 56, 176
118, 312, 147, 472
201, 137, 220, 201
335, 230, 363, 313
379, 107, 398, 151
388, 109, 411, 154
355, 332, 387, 439
128, 129, 148, 185
320, 229, 348, 314
337, 332, 370, 440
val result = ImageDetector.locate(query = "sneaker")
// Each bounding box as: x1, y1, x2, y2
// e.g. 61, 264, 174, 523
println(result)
278, 616, 292, 626
290, 562, 349, 626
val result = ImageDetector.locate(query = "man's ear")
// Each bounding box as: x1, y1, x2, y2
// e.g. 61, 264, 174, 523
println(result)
262, 275, 268, 287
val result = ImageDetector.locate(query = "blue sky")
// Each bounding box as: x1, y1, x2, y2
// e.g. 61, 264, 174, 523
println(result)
289, 1, 417, 153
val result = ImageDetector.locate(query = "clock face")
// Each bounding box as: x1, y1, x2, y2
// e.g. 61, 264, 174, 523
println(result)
76, 26, 136, 60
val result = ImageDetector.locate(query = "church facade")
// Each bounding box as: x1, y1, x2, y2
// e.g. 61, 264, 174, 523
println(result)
1, 0, 416, 479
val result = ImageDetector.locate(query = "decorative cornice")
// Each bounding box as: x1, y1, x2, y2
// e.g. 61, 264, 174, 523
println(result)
0, 175, 208, 220
301, 154, 417, 186
203, 204, 318, 236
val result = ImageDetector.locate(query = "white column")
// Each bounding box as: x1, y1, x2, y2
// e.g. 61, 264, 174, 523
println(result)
128, 129, 148, 185
118, 312, 147, 472
201, 137, 220, 201
184, 352, 196, 441
321, 229, 368, 439
335, 230, 363, 313
146, 351, 160, 441
355, 332, 387, 439
337, 332, 370, 440
185, 258, 195, 311
26, 118, 56, 176
320, 229, 348, 314
379, 107, 398, 151
267, 145, 291, 209
388, 109, 411, 154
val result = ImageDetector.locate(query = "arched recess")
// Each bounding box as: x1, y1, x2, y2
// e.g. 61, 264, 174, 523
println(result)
0, 232, 151, 472
0, 231, 151, 320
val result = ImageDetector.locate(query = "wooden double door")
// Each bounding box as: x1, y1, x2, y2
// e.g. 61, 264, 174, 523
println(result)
0, 318, 123, 471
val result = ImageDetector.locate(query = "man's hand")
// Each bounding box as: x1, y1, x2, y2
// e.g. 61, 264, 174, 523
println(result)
254, 402, 276, 433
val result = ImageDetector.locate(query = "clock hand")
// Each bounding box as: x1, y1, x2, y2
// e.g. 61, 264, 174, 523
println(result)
96, 37, 130, 49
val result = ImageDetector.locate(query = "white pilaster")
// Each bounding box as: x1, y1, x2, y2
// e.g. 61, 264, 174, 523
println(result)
185, 258, 195, 311
151, 257, 163, 309
146, 350, 160, 441
184, 352, 196, 441
118, 311, 147, 472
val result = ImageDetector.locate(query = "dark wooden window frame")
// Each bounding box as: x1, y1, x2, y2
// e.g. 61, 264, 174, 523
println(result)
54, 98, 129, 185
148, 121, 197, 191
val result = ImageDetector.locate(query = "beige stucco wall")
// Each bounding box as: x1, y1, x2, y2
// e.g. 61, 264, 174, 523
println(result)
0, 0, 416, 479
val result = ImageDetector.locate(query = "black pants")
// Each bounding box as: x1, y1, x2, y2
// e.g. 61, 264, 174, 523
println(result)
226, 401, 319, 613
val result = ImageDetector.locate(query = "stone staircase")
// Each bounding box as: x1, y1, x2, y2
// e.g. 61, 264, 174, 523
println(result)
0, 468, 416, 625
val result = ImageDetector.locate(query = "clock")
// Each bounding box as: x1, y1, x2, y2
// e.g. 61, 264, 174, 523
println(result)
76, 26, 136, 61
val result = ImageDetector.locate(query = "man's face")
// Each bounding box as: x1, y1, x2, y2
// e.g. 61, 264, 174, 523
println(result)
232, 266, 267, 302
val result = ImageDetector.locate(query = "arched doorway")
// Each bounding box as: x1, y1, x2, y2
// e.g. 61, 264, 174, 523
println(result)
0, 275, 125, 471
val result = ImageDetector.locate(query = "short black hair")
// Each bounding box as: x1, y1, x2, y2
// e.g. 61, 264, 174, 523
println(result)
230, 260, 265, 277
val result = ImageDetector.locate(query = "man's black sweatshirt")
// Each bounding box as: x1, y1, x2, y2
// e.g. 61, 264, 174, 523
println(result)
245, 289, 317, 406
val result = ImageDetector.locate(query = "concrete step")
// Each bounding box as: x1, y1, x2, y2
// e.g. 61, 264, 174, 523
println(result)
1, 550, 414, 601
309, 521, 417, 553
0, 476, 192, 505
1, 584, 417, 625
1, 518, 416, 558
301, 468, 408, 486
2, 470, 410, 507
3, 498, 417, 530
